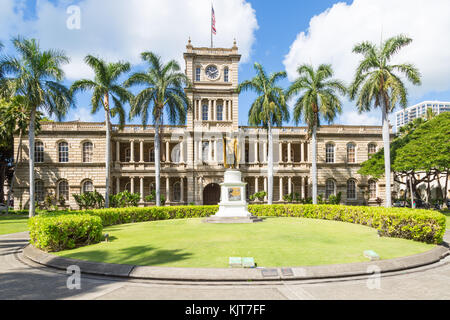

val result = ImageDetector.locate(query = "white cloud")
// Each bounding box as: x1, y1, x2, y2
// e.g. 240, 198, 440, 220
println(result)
1, 0, 258, 79
339, 110, 379, 126
284, 0, 450, 101
71, 106, 95, 122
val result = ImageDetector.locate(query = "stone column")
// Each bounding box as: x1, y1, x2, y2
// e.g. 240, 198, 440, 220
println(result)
279, 177, 283, 201
208, 140, 212, 162
180, 139, 184, 163
263, 142, 267, 163
130, 177, 135, 194
187, 176, 194, 204
166, 177, 170, 203
180, 177, 184, 204
199, 177, 204, 204
240, 138, 246, 165
199, 140, 203, 162
300, 141, 304, 163
288, 177, 292, 194
116, 141, 120, 162
213, 139, 217, 162
300, 176, 304, 199
166, 141, 170, 163
255, 177, 259, 193
116, 177, 120, 194
130, 140, 135, 163
254, 141, 258, 163
287, 142, 291, 163
140, 177, 144, 202
140, 140, 144, 163
213, 100, 216, 121
208, 100, 212, 121
279, 142, 283, 164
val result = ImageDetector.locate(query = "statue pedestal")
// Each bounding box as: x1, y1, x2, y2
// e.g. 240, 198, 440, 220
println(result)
204, 170, 262, 224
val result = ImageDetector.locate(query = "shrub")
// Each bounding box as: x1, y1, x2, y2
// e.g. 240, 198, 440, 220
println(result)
73, 190, 105, 210
28, 213, 103, 252
110, 191, 141, 208
247, 204, 446, 244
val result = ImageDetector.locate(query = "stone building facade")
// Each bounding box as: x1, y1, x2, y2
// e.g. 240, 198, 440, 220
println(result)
12, 41, 391, 210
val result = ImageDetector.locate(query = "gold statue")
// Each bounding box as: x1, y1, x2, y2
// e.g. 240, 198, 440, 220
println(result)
223, 136, 240, 169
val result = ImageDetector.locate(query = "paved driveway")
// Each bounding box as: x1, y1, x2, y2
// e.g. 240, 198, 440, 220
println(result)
1, 232, 449, 300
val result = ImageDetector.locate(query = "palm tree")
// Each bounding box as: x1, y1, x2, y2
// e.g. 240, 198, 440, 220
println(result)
237, 63, 289, 204
71, 56, 132, 208
349, 34, 421, 207
124, 52, 190, 207
0, 37, 72, 217
286, 64, 346, 205
0, 96, 42, 214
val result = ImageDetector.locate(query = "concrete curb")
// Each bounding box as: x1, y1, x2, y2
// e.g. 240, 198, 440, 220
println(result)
22, 236, 450, 282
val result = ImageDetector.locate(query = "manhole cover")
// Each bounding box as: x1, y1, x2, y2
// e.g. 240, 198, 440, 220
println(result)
261, 269, 279, 277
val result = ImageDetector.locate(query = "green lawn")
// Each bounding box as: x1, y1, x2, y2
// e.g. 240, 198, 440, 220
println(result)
441, 210, 450, 229
55, 217, 435, 268
0, 215, 29, 235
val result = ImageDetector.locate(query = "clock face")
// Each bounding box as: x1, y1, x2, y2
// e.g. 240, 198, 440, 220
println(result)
205, 65, 219, 80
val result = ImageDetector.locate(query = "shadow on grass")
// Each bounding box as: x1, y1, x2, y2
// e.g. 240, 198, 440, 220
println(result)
61, 244, 193, 267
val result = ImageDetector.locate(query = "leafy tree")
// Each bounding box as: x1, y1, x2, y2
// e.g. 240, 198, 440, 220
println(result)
237, 63, 289, 204
71, 56, 132, 208
349, 34, 421, 207
124, 52, 190, 207
286, 64, 346, 204
0, 37, 73, 217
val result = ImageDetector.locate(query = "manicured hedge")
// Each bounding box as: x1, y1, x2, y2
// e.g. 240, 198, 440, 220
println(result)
28, 213, 103, 252
248, 204, 446, 244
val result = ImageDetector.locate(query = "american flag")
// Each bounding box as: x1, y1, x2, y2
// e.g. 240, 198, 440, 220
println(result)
212, 6, 217, 35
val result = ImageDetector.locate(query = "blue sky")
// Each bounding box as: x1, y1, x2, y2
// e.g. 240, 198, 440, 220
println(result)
1, 0, 449, 127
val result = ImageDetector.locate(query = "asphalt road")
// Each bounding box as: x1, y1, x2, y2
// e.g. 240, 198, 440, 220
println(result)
1, 232, 450, 300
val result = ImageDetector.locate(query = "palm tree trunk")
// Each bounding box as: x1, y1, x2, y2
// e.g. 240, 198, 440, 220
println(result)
105, 108, 111, 208
28, 108, 36, 217
155, 112, 161, 207
6, 129, 23, 214
312, 122, 318, 205
267, 122, 273, 205
381, 104, 392, 207
409, 173, 415, 208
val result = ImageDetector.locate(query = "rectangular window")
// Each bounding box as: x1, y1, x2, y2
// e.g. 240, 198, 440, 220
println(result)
35, 142, 44, 163
202, 104, 209, 121
347, 144, 356, 163
59, 142, 69, 163
217, 105, 223, 121
326, 144, 334, 163
224, 67, 229, 82
196, 67, 201, 82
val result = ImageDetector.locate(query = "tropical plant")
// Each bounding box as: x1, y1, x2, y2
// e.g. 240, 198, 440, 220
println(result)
349, 34, 421, 207
237, 63, 289, 205
70, 56, 132, 208
286, 64, 346, 205
109, 190, 141, 208
0, 37, 73, 217
124, 52, 190, 206
73, 190, 105, 210
144, 189, 166, 206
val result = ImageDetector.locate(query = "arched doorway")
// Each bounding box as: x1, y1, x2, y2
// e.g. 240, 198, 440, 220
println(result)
203, 183, 221, 205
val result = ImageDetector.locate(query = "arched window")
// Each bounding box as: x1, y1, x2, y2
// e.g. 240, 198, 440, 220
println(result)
217, 104, 223, 121
195, 67, 201, 82
368, 180, 377, 199
347, 179, 357, 200
82, 180, 93, 194
347, 143, 356, 163
82, 142, 93, 163
35, 180, 45, 202
149, 148, 155, 163
368, 143, 377, 158
173, 182, 181, 202
125, 148, 131, 162
58, 142, 69, 163
224, 67, 229, 82
325, 179, 336, 199
35, 141, 44, 163
325, 143, 335, 163
58, 180, 69, 200
202, 104, 209, 121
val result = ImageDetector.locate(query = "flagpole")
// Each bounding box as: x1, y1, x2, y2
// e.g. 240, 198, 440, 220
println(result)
211, 3, 213, 48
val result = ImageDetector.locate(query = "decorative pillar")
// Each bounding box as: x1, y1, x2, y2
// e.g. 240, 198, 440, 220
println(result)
130, 140, 135, 163
140, 177, 144, 202
279, 142, 283, 164
208, 100, 212, 121
116, 177, 120, 194
287, 142, 292, 163
166, 177, 170, 203
116, 141, 120, 162
254, 141, 258, 163
180, 138, 184, 163
213, 100, 216, 121
208, 140, 212, 162
240, 139, 246, 165
288, 177, 292, 194
300, 176, 304, 199
263, 142, 267, 163
199, 177, 204, 204
180, 177, 184, 204
198, 140, 203, 163
255, 177, 259, 193
264, 177, 268, 201
130, 177, 135, 194
300, 141, 304, 163
213, 139, 217, 162
279, 177, 283, 201
166, 141, 170, 163
139, 140, 144, 163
